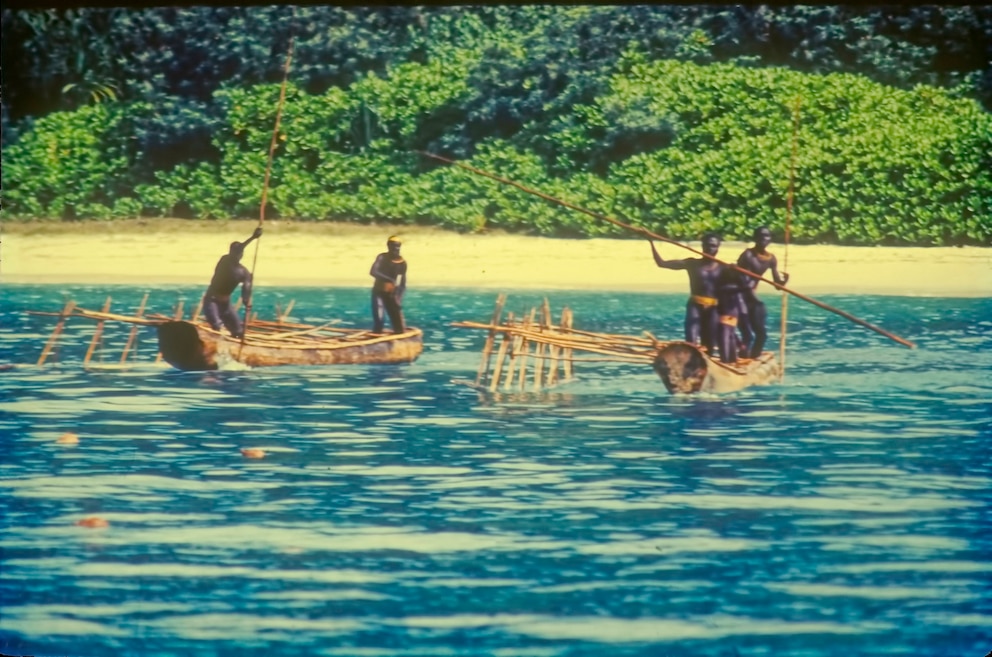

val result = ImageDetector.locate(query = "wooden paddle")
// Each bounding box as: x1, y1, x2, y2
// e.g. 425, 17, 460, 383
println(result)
418, 150, 916, 349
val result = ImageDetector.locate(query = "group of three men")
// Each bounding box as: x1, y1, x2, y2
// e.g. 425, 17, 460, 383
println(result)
649, 226, 789, 364
200, 228, 408, 340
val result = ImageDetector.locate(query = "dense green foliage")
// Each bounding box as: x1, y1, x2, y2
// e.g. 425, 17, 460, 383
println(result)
3, 5, 991, 245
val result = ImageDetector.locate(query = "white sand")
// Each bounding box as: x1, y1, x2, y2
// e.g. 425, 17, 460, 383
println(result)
2, 221, 990, 297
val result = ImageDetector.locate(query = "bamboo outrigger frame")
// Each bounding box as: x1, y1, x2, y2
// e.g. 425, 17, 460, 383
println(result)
454, 294, 665, 393
27, 295, 303, 368
454, 295, 781, 395
27, 294, 423, 371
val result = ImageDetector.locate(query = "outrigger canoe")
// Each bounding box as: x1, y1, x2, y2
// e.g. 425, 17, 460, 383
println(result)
455, 295, 780, 396
157, 320, 423, 371
652, 341, 779, 394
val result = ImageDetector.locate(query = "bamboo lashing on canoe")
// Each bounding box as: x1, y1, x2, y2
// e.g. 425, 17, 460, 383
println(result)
264, 320, 345, 340
196, 323, 422, 351
419, 151, 916, 349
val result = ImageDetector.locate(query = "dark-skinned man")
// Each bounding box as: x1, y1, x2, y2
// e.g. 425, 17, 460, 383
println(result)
649, 232, 724, 357
736, 225, 789, 359
202, 227, 262, 339
370, 235, 408, 334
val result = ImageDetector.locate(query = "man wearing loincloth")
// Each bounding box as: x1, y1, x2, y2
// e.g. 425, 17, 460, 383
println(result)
648, 232, 725, 356
369, 235, 408, 334
202, 227, 262, 339
736, 225, 789, 359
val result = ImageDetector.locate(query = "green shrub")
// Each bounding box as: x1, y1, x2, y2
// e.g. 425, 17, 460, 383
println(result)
3, 54, 988, 245
1, 103, 136, 219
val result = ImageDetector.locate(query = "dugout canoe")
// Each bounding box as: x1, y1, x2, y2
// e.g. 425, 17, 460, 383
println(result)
157, 320, 423, 371
652, 341, 779, 394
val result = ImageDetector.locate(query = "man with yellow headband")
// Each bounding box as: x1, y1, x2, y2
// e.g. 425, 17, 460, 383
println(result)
648, 232, 724, 356
369, 235, 408, 334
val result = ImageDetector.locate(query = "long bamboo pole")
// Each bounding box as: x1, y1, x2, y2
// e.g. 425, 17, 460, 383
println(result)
119, 292, 150, 364
489, 312, 514, 392
561, 307, 574, 381
504, 325, 524, 391
454, 321, 663, 353
518, 308, 536, 390
476, 293, 506, 385
780, 96, 801, 381
37, 300, 76, 366
419, 151, 916, 349
191, 297, 204, 324
241, 22, 295, 357
83, 296, 113, 367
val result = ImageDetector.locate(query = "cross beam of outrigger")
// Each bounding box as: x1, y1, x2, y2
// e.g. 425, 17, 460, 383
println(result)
417, 151, 916, 350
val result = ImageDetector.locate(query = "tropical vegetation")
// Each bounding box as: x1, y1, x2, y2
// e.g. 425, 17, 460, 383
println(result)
3, 5, 990, 245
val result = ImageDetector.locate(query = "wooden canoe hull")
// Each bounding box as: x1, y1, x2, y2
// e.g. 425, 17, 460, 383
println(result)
652, 341, 779, 394
157, 321, 423, 371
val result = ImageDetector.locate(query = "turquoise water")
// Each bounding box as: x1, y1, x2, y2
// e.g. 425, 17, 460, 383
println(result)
1, 284, 990, 657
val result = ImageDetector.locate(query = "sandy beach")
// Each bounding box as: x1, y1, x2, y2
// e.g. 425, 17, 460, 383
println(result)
2, 220, 989, 297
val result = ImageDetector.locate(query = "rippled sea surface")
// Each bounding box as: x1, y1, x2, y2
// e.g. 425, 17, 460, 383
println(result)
1, 285, 990, 657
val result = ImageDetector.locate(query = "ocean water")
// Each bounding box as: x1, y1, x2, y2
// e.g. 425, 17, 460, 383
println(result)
1, 284, 990, 657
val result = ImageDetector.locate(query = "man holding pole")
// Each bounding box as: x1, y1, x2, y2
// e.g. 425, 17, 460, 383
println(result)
648, 233, 725, 357
370, 235, 408, 334
736, 226, 789, 359
203, 227, 262, 339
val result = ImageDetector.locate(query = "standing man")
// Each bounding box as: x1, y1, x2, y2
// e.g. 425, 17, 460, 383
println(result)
648, 233, 724, 357
370, 235, 408, 334
203, 227, 262, 339
737, 225, 789, 359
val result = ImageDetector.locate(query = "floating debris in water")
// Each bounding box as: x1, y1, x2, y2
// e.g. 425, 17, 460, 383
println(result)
76, 517, 109, 528
241, 448, 266, 459
57, 432, 79, 445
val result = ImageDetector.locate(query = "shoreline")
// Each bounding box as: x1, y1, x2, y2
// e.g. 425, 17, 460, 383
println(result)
2, 220, 990, 297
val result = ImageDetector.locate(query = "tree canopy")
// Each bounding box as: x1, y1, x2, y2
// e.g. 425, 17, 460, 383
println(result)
3, 5, 990, 245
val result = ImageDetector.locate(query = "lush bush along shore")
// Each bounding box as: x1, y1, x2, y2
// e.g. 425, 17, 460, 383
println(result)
3, 6, 991, 245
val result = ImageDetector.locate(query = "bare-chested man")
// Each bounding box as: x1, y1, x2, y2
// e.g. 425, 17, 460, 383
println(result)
736, 225, 789, 359
202, 227, 262, 339
649, 233, 724, 355
370, 235, 408, 334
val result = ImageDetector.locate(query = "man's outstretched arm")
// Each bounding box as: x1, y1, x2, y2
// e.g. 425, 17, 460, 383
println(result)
649, 240, 690, 270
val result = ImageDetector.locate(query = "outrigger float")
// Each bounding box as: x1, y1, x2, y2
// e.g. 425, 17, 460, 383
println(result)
27, 294, 423, 372
455, 294, 779, 395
